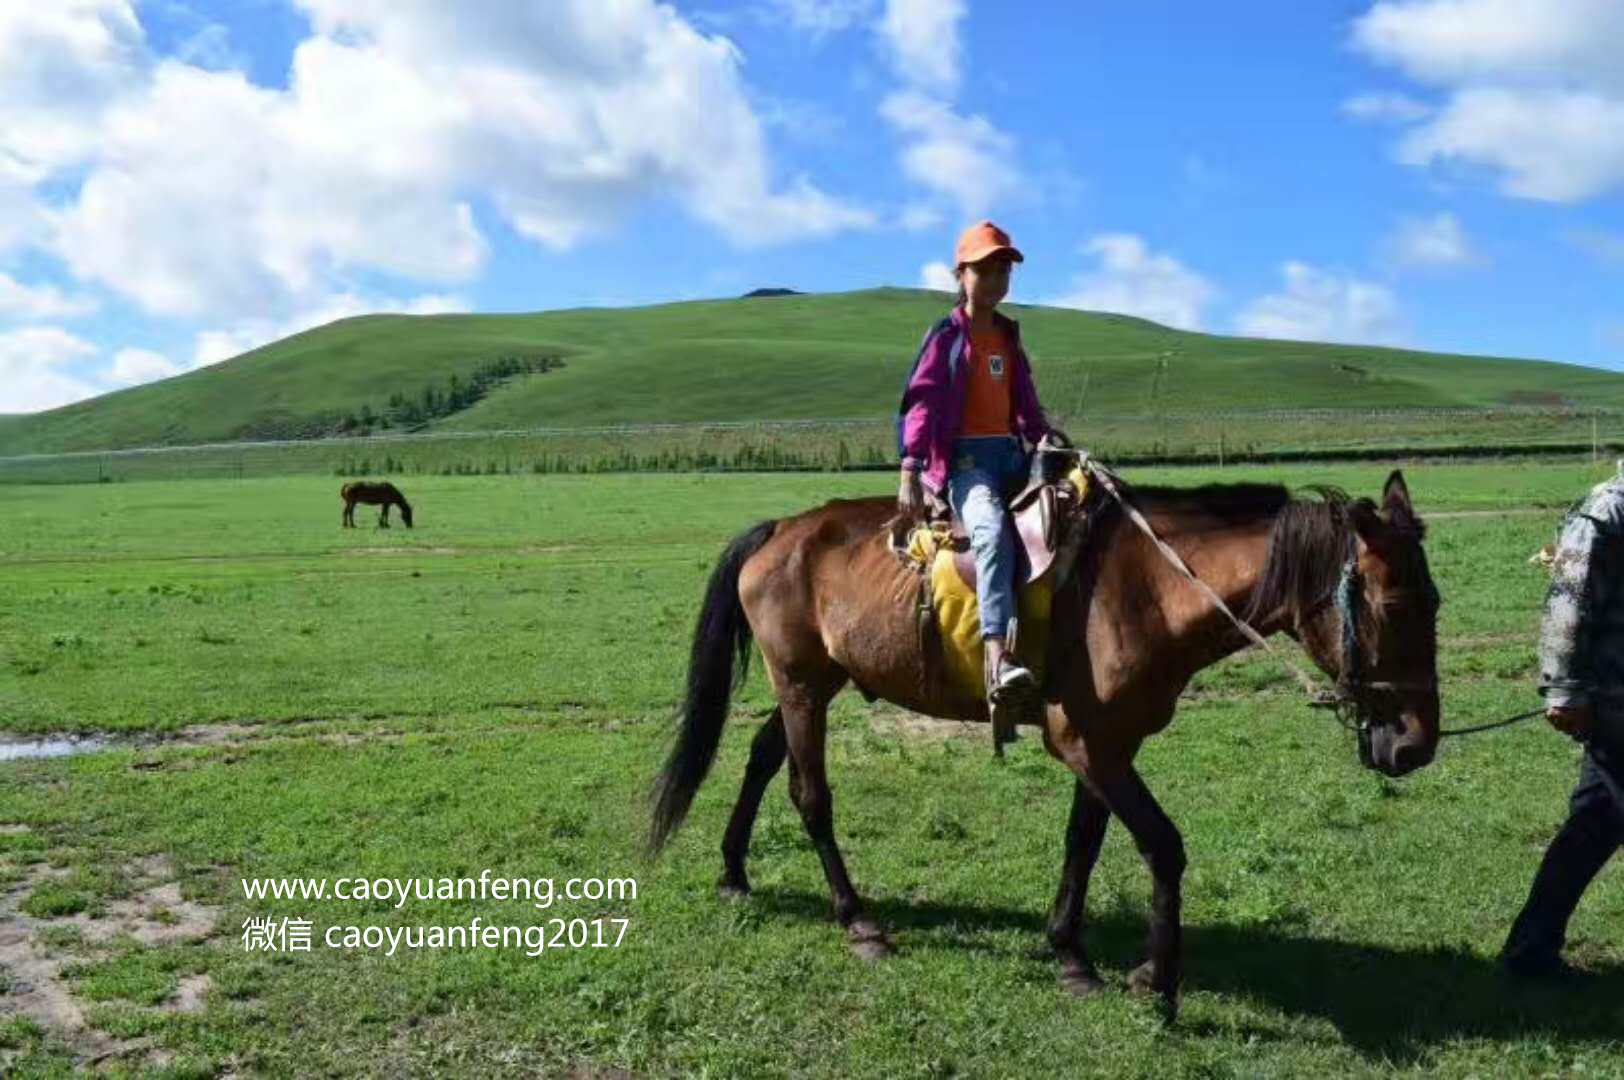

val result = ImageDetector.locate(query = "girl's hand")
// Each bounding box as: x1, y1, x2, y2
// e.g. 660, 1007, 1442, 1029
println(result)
898, 467, 924, 521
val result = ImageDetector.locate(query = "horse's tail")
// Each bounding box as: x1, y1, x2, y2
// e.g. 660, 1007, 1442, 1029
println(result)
648, 519, 776, 856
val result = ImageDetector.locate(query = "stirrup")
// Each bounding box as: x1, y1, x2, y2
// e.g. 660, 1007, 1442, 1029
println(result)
985, 653, 1033, 757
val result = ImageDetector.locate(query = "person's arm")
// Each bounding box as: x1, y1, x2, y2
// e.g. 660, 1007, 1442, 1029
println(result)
899, 328, 949, 475
1540, 491, 1624, 713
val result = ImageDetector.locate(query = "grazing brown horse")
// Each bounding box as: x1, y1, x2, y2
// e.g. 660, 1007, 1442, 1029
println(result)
340, 481, 413, 528
650, 470, 1440, 1019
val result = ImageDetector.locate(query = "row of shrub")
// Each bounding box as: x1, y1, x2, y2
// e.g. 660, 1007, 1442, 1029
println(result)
330, 440, 897, 477
336, 354, 566, 434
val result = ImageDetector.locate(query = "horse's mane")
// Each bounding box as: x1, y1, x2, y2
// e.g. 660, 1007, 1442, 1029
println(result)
1108, 481, 1375, 626
1242, 487, 1364, 624
1130, 482, 1292, 522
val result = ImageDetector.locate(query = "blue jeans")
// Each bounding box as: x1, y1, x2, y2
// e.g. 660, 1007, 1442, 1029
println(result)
947, 436, 1028, 641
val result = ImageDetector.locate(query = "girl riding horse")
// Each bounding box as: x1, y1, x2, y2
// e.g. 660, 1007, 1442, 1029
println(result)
898, 221, 1061, 739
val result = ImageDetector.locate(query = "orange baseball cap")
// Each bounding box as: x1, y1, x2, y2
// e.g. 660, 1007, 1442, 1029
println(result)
954, 220, 1024, 268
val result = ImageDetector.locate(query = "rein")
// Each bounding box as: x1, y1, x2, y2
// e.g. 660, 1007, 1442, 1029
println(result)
1073, 453, 1540, 744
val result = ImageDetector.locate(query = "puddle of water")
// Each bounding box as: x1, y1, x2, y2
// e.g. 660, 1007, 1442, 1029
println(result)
0, 736, 110, 762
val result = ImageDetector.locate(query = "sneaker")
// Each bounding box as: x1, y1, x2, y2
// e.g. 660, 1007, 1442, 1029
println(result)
988, 659, 1035, 701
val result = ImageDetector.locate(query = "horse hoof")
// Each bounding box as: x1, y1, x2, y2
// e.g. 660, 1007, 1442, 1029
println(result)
1127, 962, 1180, 1023
847, 921, 893, 961
1127, 961, 1165, 995
717, 881, 750, 901
1057, 963, 1105, 998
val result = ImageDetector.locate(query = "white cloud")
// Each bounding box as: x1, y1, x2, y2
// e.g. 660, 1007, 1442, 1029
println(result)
1236, 262, 1406, 346
1352, 0, 1624, 202
1342, 91, 1433, 122
881, 91, 1020, 219
174, 22, 241, 71
1387, 212, 1478, 267
0, 177, 47, 255
920, 260, 956, 292
193, 292, 472, 370
0, 327, 101, 412
900, 202, 944, 231
1394, 88, 1624, 202
764, 0, 878, 37
18, 1, 871, 328
0, 2, 149, 186
878, 0, 964, 98
1353, 0, 1624, 92
107, 347, 182, 387
870, 0, 1023, 227
1047, 234, 1217, 331
0, 273, 96, 320
1565, 229, 1624, 265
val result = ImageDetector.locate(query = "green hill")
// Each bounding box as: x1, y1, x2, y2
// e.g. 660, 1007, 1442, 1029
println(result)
3, 287, 1621, 455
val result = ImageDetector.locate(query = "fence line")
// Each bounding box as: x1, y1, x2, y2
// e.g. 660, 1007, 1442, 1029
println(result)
4, 405, 1622, 465
5, 407, 1624, 485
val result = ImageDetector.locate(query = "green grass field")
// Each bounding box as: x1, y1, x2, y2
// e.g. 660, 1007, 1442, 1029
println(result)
6, 288, 1624, 457
1, 464, 1621, 1076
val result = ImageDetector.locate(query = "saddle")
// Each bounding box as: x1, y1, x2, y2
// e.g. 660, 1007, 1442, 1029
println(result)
938, 448, 1085, 591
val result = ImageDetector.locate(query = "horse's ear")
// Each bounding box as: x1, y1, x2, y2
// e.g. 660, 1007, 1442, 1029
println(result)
1381, 469, 1424, 533
1382, 470, 1412, 516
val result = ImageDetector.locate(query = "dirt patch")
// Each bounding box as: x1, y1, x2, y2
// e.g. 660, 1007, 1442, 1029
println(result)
1502, 389, 1571, 407
865, 704, 983, 742
342, 546, 460, 557
0, 853, 220, 1068
171, 973, 211, 1014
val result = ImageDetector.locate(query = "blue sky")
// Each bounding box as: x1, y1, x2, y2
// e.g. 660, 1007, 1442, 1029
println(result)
1, 0, 1622, 413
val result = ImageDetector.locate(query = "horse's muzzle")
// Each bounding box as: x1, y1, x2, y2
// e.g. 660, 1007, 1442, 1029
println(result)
1365, 707, 1438, 777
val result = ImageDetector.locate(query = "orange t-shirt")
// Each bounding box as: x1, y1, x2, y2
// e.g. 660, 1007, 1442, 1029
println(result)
959, 326, 1015, 437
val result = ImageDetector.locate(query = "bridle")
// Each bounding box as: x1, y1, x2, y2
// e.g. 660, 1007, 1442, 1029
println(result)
1302, 541, 1440, 765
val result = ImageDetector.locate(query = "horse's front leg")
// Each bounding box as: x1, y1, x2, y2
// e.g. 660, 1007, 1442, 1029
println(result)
1095, 766, 1185, 1021
1047, 777, 1111, 996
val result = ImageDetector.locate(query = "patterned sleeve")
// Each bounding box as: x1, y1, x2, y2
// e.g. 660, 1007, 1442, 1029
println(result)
1539, 488, 1624, 707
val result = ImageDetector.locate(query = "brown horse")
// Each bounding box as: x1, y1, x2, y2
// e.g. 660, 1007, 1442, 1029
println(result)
649, 469, 1440, 1019
340, 481, 413, 528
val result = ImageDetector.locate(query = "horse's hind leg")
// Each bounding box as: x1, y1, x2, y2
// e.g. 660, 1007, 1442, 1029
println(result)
718, 708, 786, 898
776, 671, 891, 960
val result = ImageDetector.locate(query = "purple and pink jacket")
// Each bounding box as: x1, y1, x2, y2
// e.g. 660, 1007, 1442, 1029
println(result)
898, 305, 1051, 492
